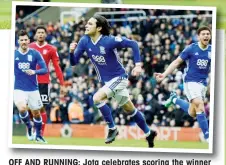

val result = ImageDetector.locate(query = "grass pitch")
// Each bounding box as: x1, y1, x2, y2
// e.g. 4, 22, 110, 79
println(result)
12, 136, 208, 149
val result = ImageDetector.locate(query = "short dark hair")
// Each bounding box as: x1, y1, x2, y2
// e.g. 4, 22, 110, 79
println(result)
35, 25, 47, 33
197, 26, 211, 35
92, 14, 111, 36
18, 29, 29, 38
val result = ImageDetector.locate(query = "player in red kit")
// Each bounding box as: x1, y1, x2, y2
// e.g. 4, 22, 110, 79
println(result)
29, 25, 65, 136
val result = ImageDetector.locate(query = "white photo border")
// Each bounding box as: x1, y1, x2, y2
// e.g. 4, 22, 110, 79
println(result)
9, 1, 217, 154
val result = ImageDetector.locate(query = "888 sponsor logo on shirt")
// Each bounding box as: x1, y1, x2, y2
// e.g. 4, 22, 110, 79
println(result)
196, 59, 209, 69
92, 55, 106, 65
18, 62, 30, 70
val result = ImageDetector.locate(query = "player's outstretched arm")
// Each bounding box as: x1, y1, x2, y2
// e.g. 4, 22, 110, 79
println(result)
122, 39, 140, 63
111, 36, 143, 76
111, 36, 141, 63
69, 42, 78, 66
155, 57, 183, 83
69, 37, 86, 66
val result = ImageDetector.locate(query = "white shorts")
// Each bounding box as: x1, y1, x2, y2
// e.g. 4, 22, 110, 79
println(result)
100, 76, 129, 107
13, 89, 43, 110
184, 82, 207, 102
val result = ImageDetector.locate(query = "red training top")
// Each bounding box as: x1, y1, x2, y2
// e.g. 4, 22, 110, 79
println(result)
29, 42, 64, 85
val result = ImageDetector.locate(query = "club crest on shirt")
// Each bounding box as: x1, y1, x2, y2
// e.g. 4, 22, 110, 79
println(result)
43, 49, 47, 55
27, 55, 32, 62
99, 46, 106, 54
208, 51, 211, 59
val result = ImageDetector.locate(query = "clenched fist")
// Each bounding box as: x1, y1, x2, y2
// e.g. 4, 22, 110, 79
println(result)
154, 72, 165, 83
131, 65, 143, 76
24, 69, 36, 75
69, 42, 77, 53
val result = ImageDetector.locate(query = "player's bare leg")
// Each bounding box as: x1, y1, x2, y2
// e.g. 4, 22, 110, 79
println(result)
188, 103, 196, 118
122, 99, 157, 148
16, 102, 33, 141
165, 92, 209, 140
31, 108, 47, 143
93, 90, 118, 144
93, 90, 107, 104
191, 98, 205, 113
165, 91, 196, 117
191, 98, 209, 139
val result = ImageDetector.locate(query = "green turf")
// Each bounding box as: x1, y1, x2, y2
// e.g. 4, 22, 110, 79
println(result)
0, 1, 11, 29
0, 20, 10, 29
12, 136, 208, 149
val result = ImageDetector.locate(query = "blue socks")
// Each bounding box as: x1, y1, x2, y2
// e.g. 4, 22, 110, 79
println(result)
19, 111, 31, 129
19, 111, 44, 137
174, 98, 209, 139
196, 112, 209, 139
96, 101, 151, 136
174, 98, 189, 113
96, 103, 115, 129
131, 109, 150, 135
33, 117, 42, 137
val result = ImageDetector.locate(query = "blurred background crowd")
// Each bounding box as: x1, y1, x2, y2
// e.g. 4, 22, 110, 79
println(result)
14, 6, 212, 129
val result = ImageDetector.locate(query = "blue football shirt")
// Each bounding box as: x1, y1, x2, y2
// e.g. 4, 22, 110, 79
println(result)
180, 43, 211, 86
14, 48, 47, 91
70, 35, 141, 82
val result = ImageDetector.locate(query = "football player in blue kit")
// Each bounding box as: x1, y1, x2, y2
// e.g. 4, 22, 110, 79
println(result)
14, 30, 48, 143
155, 26, 212, 141
69, 14, 157, 147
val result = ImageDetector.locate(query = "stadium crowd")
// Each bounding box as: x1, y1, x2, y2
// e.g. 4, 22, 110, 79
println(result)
14, 8, 212, 129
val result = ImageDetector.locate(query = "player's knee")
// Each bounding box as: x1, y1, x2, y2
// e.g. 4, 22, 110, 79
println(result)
93, 90, 108, 105
188, 110, 196, 118
93, 94, 102, 105
19, 109, 27, 115
191, 98, 202, 106
122, 100, 135, 113
191, 99, 204, 112
31, 110, 41, 118
16, 102, 27, 112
